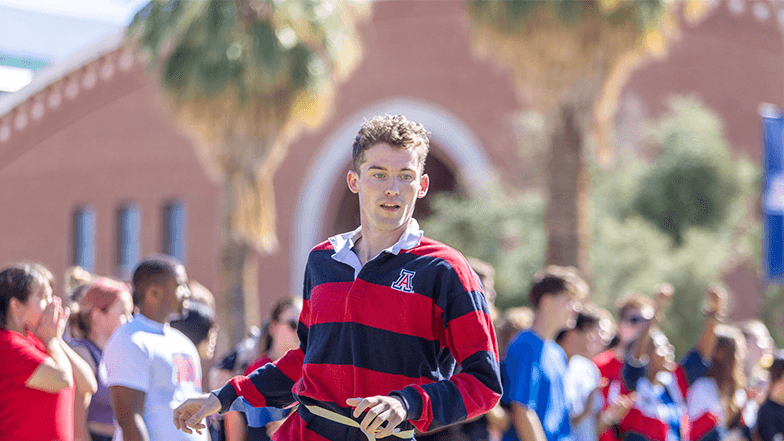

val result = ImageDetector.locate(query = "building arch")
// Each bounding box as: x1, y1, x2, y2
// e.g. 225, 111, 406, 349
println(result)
290, 97, 497, 294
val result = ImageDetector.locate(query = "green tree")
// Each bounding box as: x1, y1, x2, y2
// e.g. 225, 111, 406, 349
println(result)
589, 97, 758, 354
631, 97, 740, 245
129, 0, 365, 344
467, 0, 711, 272
419, 184, 546, 310
423, 97, 759, 355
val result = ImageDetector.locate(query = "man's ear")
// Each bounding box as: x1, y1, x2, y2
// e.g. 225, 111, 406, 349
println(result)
418, 173, 430, 199
145, 285, 161, 307
347, 170, 359, 194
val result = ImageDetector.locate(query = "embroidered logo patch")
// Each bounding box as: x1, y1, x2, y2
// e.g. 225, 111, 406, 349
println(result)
392, 269, 416, 293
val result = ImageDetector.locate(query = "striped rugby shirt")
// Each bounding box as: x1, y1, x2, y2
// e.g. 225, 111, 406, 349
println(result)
619, 349, 710, 441
215, 220, 502, 440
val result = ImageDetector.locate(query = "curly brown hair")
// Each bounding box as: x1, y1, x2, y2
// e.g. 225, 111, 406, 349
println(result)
351, 114, 430, 174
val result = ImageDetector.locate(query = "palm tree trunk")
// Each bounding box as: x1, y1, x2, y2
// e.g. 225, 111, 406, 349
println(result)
218, 173, 260, 346
544, 105, 589, 272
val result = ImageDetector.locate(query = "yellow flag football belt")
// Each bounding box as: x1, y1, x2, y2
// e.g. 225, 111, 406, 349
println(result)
303, 404, 415, 441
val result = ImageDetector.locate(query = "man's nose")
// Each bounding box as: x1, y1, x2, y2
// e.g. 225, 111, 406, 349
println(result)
385, 178, 400, 195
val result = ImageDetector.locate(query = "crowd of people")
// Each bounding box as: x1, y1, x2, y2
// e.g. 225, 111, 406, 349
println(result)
3, 114, 784, 441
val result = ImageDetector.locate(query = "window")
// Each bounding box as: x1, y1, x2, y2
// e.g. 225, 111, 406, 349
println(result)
117, 204, 140, 280
162, 200, 186, 263
72, 207, 95, 272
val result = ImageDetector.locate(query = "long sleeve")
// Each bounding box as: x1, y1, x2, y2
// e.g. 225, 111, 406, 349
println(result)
392, 257, 502, 432
215, 347, 305, 412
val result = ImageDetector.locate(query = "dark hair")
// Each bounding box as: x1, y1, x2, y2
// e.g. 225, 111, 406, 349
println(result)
529, 265, 587, 309
0, 264, 49, 328
616, 294, 655, 321
132, 255, 182, 307
707, 327, 746, 406
170, 302, 216, 346
555, 311, 600, 344
263, 297, 298, 353
351, 115, 430, 174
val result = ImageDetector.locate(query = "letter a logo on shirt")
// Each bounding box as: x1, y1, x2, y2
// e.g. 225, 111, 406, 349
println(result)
392, 269, 415, 293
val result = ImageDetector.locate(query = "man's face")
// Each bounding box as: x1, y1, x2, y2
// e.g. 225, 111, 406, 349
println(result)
548, 290, 580, 329
347, 142, 429, 235
581, 325, 603, 358
166, 265, 190, 315
618, 307, 650, 345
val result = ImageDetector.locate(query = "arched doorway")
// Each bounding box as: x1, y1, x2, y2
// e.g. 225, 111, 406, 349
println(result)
290, 97, 496, 296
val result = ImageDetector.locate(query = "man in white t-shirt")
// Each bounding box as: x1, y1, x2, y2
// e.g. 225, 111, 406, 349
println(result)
103, 255, 206, 441
556, 307, 610, 441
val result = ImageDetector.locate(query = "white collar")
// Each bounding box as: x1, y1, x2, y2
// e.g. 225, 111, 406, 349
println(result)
132, 313, 166, 332
328, 219, 424, 278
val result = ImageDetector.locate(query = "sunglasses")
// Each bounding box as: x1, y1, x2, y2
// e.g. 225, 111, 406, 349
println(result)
622, 315, 648, 325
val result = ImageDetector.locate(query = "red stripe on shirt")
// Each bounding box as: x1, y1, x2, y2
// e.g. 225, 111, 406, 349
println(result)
292, 364, 434, 405
300, 299, 312, 329
446, 310, 498, 363
408, 384, 434, 432
272, 411, 332, 441
311, 241, 334, 252
402, 239, 482, 293
452, 372, 502, 419
230, 376, 267, 408
307, 280, 437, 340
620, 408, 668, 441
274, 347, 305, 384
690, 412, 719, 441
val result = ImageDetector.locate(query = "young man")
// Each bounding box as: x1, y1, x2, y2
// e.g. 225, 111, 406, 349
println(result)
103, 256, 207, 441
501, 265, 588, 441
173, 115, 502, 440
594, 295, 656, 441
558, 307, 630, 441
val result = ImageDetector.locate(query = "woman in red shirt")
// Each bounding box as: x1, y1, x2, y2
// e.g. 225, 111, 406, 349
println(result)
0, 263, 97, 441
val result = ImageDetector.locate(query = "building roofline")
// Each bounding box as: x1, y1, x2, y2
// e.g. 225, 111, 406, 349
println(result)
0, 29, 128, 118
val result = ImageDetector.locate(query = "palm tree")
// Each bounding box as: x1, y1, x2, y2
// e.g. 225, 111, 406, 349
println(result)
129, 0, 365, 344
468, 0, 710, 272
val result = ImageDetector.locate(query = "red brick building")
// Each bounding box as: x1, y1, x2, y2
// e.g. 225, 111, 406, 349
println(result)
0, 0, 781, 351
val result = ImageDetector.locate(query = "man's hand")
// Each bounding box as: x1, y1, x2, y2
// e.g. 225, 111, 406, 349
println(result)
173, 393, 221, 435
347, 395, 407, 439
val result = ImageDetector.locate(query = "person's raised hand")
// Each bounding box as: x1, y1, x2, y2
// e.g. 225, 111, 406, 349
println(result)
706, 284, 728, 317
654, 284, 674, 316
34, 296, 61, 343
57, 303, 70, 339
347, 395, 407, 439
173, 393, 221, 435
602, 392, 637, 427
587, 378, 609, 410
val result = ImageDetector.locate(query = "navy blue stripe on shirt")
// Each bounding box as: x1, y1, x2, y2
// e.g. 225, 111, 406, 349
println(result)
305, 322, 450, 380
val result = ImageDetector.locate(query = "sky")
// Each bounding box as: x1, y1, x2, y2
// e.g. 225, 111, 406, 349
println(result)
0, 0, 150, 92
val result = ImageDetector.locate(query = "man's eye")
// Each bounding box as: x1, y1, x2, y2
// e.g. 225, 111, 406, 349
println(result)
373, 173, 385, 179
401, 174, 413, 181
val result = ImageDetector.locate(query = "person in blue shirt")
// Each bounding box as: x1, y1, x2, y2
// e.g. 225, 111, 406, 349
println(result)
502, 265, 589, 441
